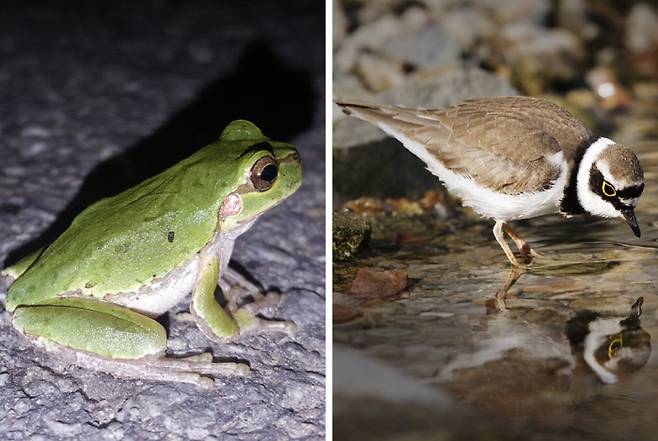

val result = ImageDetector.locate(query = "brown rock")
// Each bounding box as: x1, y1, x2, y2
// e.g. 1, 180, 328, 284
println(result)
348, 268, 408, 299
333, 304, 363, 324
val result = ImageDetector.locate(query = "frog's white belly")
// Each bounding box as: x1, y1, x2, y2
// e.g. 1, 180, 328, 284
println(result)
110, 256, 199, 317
108, 219, 256, 317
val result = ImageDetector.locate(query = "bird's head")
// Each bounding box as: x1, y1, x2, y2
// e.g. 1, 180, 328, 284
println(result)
577, 138, 644, 237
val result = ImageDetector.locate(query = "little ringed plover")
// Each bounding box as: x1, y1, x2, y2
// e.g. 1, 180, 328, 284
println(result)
337, 96, 644, 267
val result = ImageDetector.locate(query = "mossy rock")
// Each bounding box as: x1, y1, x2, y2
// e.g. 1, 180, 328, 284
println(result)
333, 210, 371, 261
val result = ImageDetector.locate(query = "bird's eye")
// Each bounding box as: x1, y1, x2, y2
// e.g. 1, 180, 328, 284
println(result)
602, 180, 617, 197
250, 156, 278, 191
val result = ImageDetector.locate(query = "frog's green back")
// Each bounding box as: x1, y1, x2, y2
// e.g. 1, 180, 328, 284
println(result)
7, 122, 264, 310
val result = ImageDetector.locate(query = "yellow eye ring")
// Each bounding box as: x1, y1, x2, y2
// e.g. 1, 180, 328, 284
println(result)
602, 181, 617, 197
608, 334, 623, 359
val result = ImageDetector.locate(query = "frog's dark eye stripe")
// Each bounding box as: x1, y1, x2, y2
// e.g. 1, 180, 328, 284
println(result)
250, 156, 278, 191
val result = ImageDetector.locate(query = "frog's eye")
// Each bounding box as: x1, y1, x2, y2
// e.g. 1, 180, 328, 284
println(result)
250, 156, 278, 191
602, 180, 617, 197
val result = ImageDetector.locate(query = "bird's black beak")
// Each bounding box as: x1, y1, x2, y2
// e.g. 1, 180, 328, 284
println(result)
622, 209, 641, 238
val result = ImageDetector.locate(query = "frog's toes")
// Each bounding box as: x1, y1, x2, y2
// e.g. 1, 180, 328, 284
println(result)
179, 352, 214, 363
150, 354, 251, 378
238, 291, 283, 314
234, 309, 297, 337
118, 354, 251, 388
173, 311, 196, 323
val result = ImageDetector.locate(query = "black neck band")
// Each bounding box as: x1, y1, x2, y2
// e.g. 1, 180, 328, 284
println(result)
560, 138, 596, 215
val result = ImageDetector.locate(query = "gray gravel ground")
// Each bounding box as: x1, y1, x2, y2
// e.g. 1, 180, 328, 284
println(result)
0, 1, 325, 439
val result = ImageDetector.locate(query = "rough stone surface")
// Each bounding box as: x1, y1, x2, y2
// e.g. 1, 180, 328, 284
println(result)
382, 25, 461, 69
475, 0, 550, 24
0, 1, 325, 440
501, 22, 584, 94
334, 15, 408, 74
626, 3, 658, 54
439, 8, 496, 50
354, 52, 406, 93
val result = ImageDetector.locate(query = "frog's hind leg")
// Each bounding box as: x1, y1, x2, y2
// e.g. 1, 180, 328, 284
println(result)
1, 247, 44, 288
192, 254, 296, 342
13, 297, 248, 387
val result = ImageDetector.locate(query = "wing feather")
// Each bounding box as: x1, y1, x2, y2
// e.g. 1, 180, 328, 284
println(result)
337, 97, 591, 194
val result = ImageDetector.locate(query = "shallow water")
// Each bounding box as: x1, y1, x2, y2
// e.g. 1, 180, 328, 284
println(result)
334, 140, 658, 440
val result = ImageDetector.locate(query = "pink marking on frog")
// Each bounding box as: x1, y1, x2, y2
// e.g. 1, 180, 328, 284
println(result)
220, 193, 242, 220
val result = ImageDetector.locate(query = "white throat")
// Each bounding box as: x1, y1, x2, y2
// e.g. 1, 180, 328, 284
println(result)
576, 137, 620, 218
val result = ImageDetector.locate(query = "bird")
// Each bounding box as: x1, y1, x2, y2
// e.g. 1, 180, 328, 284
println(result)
336, 96, 645, 267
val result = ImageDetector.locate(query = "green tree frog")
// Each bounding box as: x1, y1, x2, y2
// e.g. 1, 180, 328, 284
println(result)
1, 120, 302, 388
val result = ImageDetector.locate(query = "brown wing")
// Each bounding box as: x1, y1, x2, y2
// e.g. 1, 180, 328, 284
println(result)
337, 96, 593, 195
456, 97, 593, 161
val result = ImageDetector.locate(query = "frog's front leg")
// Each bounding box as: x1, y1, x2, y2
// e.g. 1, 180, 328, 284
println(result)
191, 253, 296, 341
12, 297, 249, 388
221, 266, 284, 313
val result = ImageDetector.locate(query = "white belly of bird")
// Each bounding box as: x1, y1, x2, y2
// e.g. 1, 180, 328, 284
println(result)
379, 124, 568, 222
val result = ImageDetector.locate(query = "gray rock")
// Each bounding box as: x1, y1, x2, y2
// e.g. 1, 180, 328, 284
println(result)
383, 68, 518, 107
0, 1, 325, 440
501, 22, 584, 93
333, 0, 348, 48
425, 0, 549, 25
354, 52, 406, 92
439, 8, 496, 50
334, 15, 404, 74
382, 25, 461, 69
335, 9, 432, 75
557, 0, 592, 38
476, 0, 550, 24
333, 134, 443, 198
626, 3, 658, 54
398, 5, 432, 31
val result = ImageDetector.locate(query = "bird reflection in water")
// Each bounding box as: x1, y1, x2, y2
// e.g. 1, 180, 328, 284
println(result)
566, 297, 651, 384
438, 297, 650, 392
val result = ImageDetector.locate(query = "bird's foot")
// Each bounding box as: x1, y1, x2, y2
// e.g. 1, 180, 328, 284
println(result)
518, 242, 541, 263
